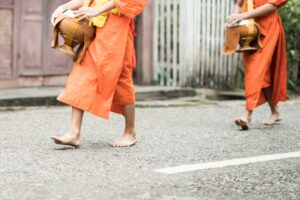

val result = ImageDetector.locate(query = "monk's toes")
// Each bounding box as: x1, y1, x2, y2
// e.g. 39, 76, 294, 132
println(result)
262, 119, 276, 125
51, 136, 80, 147
110, 143, 118, 147
262, 121, 268, 125
50, 136, 58, 140
265, 122, 275, 126
117, 144, 127, 147
110, 141, 119, 147
235, 119, 249, 130
51, 136, 62, 144
234, 119, 240, 125
112, 143, 124, 147
110, 140, 137, 148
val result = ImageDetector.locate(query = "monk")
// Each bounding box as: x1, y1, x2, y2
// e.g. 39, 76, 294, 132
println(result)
226, 0, 287, 130
50, 0, 147, 147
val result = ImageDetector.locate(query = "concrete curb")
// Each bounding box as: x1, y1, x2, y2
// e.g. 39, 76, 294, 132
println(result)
1, 86, 299, 107
0, 87, 198, 107
0, 86, 253, 107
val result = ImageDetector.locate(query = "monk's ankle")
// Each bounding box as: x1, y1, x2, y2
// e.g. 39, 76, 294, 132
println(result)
124, 128, 136, 137
70, 129, 80, 138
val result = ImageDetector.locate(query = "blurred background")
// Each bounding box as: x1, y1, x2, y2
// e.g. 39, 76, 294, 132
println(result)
0, 1, 300, 199
0, 0, 299, 91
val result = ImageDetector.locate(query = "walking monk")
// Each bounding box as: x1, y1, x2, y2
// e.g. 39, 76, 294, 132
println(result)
50, 0, 147, 147
227, 0, 288, 130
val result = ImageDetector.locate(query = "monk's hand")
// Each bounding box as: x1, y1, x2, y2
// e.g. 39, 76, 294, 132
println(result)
51, 6, 65, 26
226, 13, 246, 24
224, 23, 229, 31
74, 7, 103, 21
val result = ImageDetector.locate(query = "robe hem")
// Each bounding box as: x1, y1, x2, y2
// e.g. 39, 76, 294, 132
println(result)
246, 98, 286, 111
57, 96, 112, 120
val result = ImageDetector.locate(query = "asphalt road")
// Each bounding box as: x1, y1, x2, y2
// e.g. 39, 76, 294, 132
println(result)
0, 100, 299, 200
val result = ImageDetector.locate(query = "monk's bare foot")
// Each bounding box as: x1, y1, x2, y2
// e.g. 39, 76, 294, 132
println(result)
235, 111, 252, 130
51, 133, 80, 148
235, 118, 249, 130
110, 130, 137, 147
235, 116, 251, 130
262, 112, 282, 125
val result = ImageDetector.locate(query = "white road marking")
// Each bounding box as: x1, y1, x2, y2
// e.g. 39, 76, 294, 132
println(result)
155, 151, 300, 174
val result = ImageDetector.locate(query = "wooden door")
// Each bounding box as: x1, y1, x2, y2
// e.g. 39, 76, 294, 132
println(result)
18, 0, 71, 76
0, 0, 17, 81
43, 0, 72, 75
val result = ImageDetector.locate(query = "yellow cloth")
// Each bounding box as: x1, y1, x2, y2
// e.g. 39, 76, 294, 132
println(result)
83, 0, 120, 28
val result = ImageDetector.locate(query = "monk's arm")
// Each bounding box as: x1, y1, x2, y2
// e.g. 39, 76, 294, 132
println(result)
51, 0, 84, 25
74, 1, 116, 21
225, 0, 243, 28
59, 0, 84, 10
75, 0, 148, 20
75, 0, 148, 21
243, 3, 278, 19
233, 0, 244, 14
95, 1, 116, 13
227, 3, 277, 23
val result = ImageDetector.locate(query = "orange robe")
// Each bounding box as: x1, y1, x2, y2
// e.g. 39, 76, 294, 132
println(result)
57, 0, 148, 119
243, 0, 287, 111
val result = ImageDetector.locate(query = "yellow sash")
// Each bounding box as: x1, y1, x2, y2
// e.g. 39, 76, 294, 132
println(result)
83, 0, 120, 28
242, 0, 255, 36
243, 0, 255, 24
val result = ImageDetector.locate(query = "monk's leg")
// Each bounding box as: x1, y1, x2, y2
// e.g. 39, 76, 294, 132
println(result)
51, 107, 83, 147
111, 104, 137, 147
262, 87, 282, 125
241, 110, 253, 122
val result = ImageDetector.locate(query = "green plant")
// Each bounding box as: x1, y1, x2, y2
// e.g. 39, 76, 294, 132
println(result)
280, 0, 300, 92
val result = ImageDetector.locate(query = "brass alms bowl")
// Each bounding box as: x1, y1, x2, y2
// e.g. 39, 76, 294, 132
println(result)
236, 24, 259, 53
223, 20, 262, 55
51, 13, 96, 63
56, 15, 95, 57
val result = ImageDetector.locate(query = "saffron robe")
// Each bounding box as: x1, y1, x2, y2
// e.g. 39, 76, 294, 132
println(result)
57, 0, 148, 119
243, 0, 287, 111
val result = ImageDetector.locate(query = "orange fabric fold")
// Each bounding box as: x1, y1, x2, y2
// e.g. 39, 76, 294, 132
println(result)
57, 1, 147, 119
243, 0, 287, 111
268, 0, 288, 8
113, 0, 147, 18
